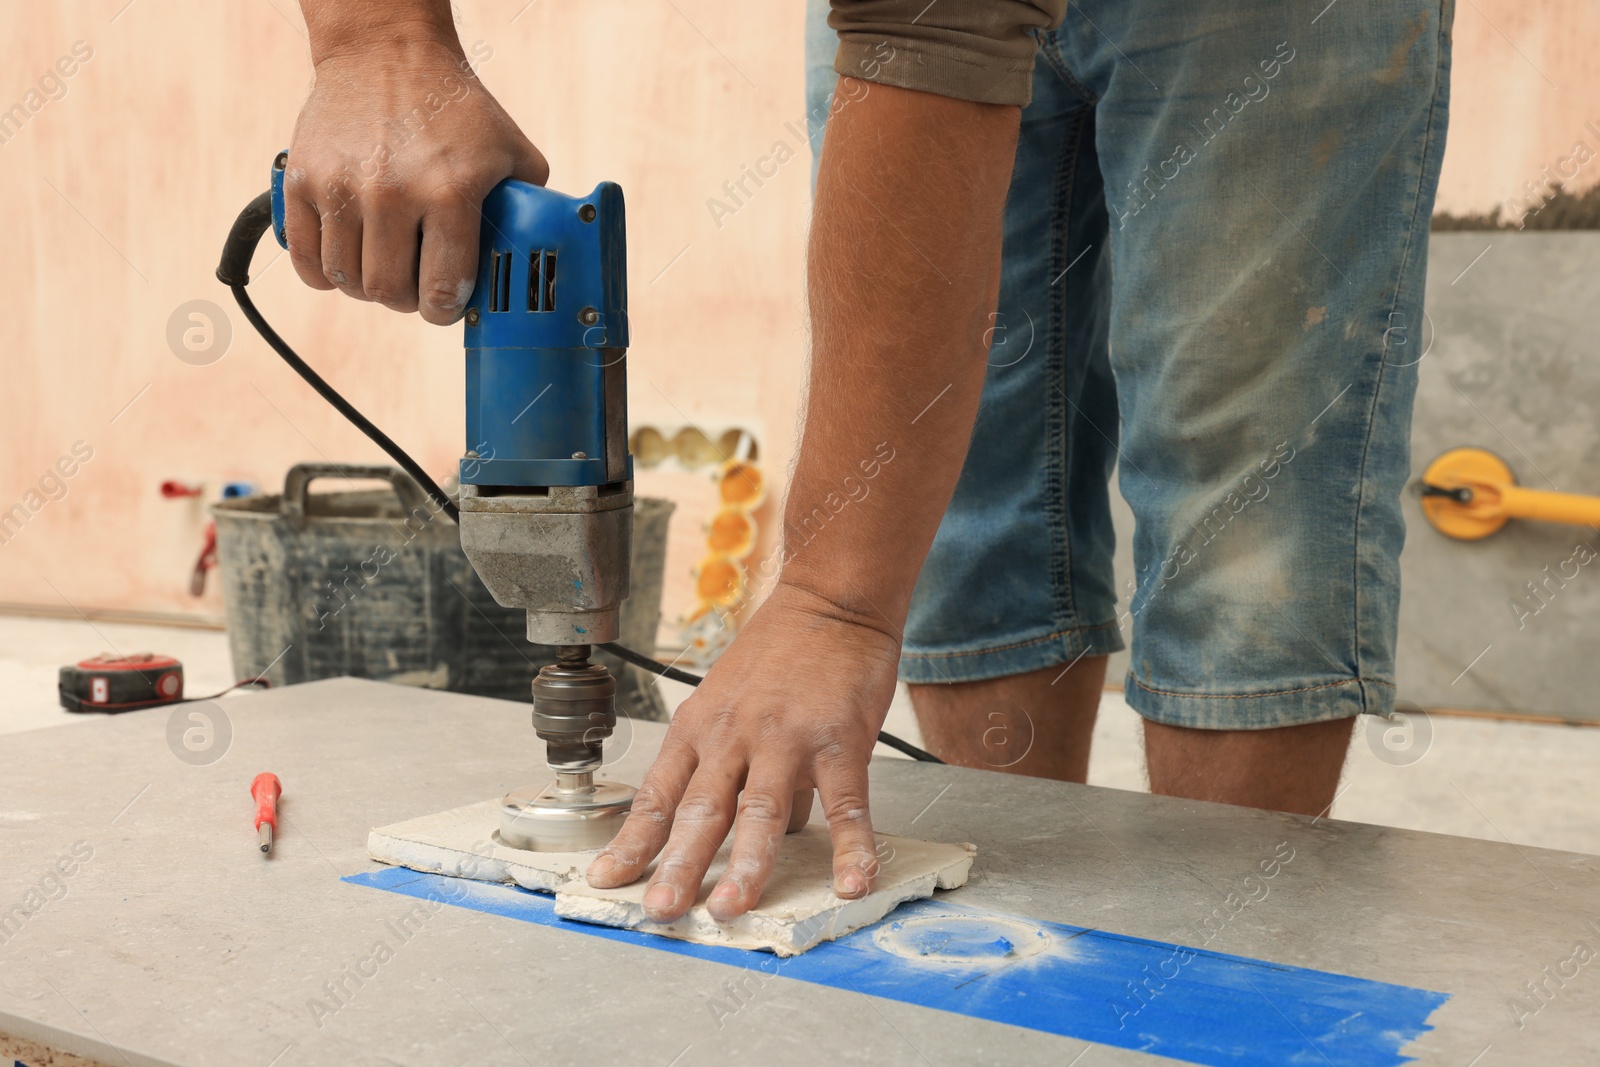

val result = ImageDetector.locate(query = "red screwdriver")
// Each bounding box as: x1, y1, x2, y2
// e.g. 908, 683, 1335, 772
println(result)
251, 772, 281, 855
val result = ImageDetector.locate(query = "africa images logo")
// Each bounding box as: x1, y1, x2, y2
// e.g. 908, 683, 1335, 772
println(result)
0, 441, 94, 548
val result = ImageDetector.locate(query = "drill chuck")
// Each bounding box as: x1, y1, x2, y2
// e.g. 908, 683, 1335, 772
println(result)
530, 645, 617, 773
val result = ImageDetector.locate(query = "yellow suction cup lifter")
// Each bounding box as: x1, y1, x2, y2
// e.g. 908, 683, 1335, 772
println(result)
1419, 446, 1600, 540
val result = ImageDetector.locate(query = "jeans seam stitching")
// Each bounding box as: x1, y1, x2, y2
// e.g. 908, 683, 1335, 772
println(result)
1352, 0, 1449, 714
1127, 676, 1395, 700
903, 619, 1123, 659
1036, 27, 1099, 104
1045, 106, 1090, 633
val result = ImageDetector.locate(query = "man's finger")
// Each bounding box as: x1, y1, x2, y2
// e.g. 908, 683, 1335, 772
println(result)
706, 766, 796, 922
508, 137, 550, 188
284, 191, 333, 292
787, 787, 814, 834
814, 755, 877, 900
417, 196, 481, 325
585, 735, 695, 889
640, 762, 743, 923
361, 203, 423, 312
318, 206, 364, 298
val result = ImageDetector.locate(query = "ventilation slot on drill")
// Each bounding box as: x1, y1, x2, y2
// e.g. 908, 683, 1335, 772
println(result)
489, 251, 513, 313
529, 250, 556, 312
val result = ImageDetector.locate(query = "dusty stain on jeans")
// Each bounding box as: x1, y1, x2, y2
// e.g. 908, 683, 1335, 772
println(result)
1309, 129, 1342, 170
1372, 10, 1431, 85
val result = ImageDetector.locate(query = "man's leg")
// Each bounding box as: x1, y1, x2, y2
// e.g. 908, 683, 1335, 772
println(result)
1144, 718, 1353, 816
909, 655, 1108, 782
1051, 0, 1454, 812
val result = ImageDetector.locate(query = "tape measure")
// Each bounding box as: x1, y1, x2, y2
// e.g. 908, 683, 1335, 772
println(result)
59, 653, 185, 714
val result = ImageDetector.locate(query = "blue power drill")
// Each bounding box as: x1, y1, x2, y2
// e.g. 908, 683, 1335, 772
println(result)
218, 152, 639, 850
263, 153, 635, 649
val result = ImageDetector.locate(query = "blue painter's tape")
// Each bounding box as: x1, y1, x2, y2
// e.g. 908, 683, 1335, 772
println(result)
344, 868, 1447, 1066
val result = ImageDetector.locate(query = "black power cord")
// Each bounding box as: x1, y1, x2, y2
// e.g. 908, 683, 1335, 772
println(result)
597, 640, 707, 688
218, 192, 943, 765
232, 284, 462, 523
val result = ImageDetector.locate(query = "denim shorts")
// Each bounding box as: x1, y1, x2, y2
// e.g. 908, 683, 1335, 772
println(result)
805, 0, 1454, 728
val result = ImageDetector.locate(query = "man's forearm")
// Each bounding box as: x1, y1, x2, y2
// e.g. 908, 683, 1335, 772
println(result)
299, 0, 460, 66
781, 78, 1021, 633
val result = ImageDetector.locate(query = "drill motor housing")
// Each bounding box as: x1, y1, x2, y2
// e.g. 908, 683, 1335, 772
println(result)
458, 179, 635, 649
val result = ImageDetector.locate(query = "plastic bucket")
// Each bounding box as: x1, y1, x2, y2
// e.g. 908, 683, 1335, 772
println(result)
211, 463, 674, 721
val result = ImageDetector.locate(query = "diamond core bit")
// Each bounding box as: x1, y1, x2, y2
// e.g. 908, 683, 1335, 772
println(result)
497, 645, 635, 853
498, 774, 635, 852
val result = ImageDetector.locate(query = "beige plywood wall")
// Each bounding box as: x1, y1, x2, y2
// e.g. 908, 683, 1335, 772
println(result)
0, 1, 1595, 628
0, 1, 808, 630
1433, 0, 1600, 219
